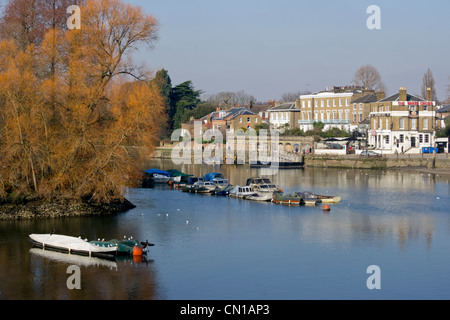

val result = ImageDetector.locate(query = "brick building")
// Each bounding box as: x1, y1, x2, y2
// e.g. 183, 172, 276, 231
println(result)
368, 87, 436, 153
297, 86, 381, 132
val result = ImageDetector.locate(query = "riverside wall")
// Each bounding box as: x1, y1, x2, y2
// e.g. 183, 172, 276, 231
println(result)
152, 147, 450, 172
304, 155, 450, 170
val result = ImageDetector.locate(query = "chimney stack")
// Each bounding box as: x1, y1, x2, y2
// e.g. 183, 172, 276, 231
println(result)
376, 90, 385, 101
399, 87, 407, 102
295, 99, 300, 109
426, 87, 432, 101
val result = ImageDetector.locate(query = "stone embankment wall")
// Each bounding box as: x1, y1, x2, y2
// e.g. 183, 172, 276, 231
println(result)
304, 156, 450, 170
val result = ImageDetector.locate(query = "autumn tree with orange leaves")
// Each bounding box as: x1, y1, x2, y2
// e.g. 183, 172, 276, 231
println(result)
0, 0, 166, 204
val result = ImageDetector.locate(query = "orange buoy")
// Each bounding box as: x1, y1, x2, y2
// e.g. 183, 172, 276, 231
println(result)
323, 205, 331, 211
132, 245, 143, 256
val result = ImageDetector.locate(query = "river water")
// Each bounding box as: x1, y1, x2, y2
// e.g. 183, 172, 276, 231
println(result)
0, 160, 449, 300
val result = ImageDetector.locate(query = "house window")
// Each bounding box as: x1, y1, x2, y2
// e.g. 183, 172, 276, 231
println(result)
321, 100, 325, 108
346, 99, 349, 106
333, 99, 336, 107
353, 103, 357, 110
386, 135, 389, 144
400, 134, 404, 143
247, 117, 251, 123
386, 119, 389, 130
327, 100, 330, 107
240, 118, 242, 123
255, 118, 258, 123
411, 118, 417, 130
419, 134, 423, 143
399, 118, 405, 130
423, 118, 429, 130
425, 134, 429, 143
359, 113, 363, 122
353, 113, 357, 122
308, 101, 311, 108
339, 99, 342, 107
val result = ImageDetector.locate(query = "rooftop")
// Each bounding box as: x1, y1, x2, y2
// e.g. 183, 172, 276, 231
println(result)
437, 105, 450, 113
203, 107, 258, 122
379, 92, 425, 102
351, 94, 379, 104
267, 102, 299, 111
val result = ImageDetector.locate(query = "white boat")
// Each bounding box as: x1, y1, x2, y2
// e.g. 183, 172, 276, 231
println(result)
243, 193, 273, 202
191, 181, 216, 193
29, 234, 118, 258
230, 186, 257, 198
212, 177, 230, 188
153, 173, 170, 184
316, 194, 341, 204
246, 177, 282, 195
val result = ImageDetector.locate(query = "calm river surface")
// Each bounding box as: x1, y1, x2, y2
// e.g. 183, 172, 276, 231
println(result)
0, 160, 449, 300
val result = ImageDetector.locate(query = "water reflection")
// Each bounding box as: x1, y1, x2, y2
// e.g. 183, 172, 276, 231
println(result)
0, 162, 449, 299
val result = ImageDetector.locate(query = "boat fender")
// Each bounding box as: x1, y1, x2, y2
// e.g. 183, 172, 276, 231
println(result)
133, 245, 143, 256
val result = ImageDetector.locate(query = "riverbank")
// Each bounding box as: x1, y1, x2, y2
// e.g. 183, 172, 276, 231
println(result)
0, 198, 136, 221
303, 154, 450, 176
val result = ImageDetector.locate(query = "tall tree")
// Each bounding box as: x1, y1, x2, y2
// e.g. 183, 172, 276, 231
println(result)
207, 90, 256, 108
280, 90, 311, 102
151, 69, 172, 133
0, 0, 165, 203
352, 65, 386, 92
170, 81, 202, 130
0, 0, 78, 50
421, 68, 437, 101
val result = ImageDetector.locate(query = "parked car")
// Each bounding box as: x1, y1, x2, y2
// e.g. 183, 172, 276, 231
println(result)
360, 150, 382, 157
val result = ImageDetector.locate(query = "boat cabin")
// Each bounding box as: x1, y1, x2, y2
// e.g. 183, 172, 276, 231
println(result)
187, 177, 204, 185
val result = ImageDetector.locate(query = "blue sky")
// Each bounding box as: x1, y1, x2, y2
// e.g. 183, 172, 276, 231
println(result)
129, 0, 450, 102
0, 0, 448, 102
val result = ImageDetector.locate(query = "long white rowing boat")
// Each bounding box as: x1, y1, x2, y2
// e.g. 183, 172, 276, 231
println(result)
29, 234, 118, 258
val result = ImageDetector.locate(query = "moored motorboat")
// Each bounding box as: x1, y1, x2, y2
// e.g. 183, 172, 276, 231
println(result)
89, 238, 154, 256
246, 177, 282, 195
167, 169, 193, 185
230, 186, 257, 198
29, 233, 118, 258
316, 195, 341, 204
144, 169, 171, 184
272, 192, 302, 206
243, 192, 273, 202
182, 180, 216, 193
296, 192, 318, 206
210, 184, 234, 196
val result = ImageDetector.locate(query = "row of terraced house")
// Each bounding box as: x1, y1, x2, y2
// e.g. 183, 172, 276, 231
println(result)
181, 85, 450, 154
